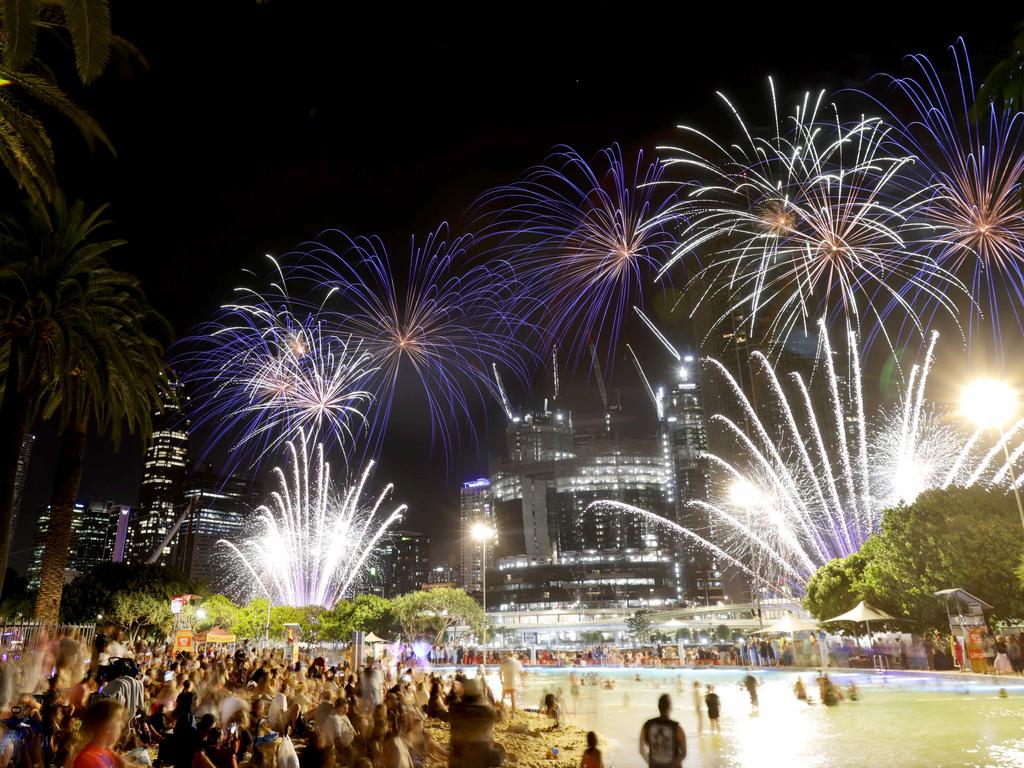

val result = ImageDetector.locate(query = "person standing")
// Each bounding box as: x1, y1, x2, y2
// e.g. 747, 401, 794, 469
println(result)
742, 672, 759, 712
499, 654, 524, 714
704, 685, 721, 733
691, 681, 703, 734
639, 694, 686, 767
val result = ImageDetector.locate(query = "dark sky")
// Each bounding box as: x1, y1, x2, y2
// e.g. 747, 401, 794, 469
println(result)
11, 6, 1021, 571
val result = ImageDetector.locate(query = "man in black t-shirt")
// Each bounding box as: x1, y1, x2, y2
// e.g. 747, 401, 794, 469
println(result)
639, 693, 686, 767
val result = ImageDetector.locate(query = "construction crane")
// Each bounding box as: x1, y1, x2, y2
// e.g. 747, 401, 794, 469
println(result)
551, 344, 560, 402
493, 363, 516, 421
589, 342, 609, 410
627, 343, 664, 420
146, 496, 198, 565
633, 306, 681, 361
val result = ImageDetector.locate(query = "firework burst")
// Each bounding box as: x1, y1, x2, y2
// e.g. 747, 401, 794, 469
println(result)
293, 223, 533, 462
475, 143, 677, 368
655, 79, 965, 355
608, 318, 1023, 595
176, 258, 374, 470
869, 38, 1024, 364
220, 430, 405, 608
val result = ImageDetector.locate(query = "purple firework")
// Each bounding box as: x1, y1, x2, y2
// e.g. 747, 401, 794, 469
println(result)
870, 38, 1024, 365
474, 143, 677, 370
293, 222, 534, 463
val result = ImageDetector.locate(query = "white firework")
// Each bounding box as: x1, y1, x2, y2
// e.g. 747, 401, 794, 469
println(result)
220, 430, 406, 608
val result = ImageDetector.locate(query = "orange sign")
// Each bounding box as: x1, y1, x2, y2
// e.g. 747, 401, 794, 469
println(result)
175, 629, 195, 652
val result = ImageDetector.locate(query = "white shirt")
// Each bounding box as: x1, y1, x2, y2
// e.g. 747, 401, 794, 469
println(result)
500, 657, 523, 689
323, 713, 355, 748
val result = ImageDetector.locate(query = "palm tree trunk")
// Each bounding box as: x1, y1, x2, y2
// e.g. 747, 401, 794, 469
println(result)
34, 413, 89, 625
0, 349, 35, 598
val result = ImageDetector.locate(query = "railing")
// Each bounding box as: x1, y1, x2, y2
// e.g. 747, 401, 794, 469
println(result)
873, 654, 890, 672
0, 620, 95, 655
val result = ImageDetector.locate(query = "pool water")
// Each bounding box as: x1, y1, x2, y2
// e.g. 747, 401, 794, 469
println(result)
494, 667, 1024, 767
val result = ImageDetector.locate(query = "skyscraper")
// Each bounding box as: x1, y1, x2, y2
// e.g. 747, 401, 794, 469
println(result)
126, 376, 189, 566
375, 529, 430, 597
459, 478, 493, 593
174, 464, 260, 591
29, 500, 122, 587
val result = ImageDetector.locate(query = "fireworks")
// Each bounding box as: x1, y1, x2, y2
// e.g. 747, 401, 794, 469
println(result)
655, 79, 965, 355
475, 143, 677, 368
176, 259, 374, 470
220, 431, 405, 608
607, 319, 1022, 595
295, 223, 534, 461
869, 38, 1024, 364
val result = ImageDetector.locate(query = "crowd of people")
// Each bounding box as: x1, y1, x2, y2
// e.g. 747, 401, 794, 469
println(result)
0, 630, 545, 768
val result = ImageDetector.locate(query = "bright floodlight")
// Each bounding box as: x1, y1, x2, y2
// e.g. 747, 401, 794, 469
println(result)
470, 522, 492, 542
729, 479, 760, 509
196, 608, 207, 620
961, 378, 1017, 429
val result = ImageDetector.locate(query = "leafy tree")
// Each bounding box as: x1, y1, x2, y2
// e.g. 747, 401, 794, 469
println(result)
714, 624, 733, 642
391, 588, 485, 645
803, 486, 1024, 631
183, 594, 240, 633
804, 550, 870, 621
0, 567, 32, 617
0, 0, 125, 205
321, 594, 397, 642
625, 610, 653, 644
110, 591, 171, 644
60, 562, 192, 625
975, 23, 1024, 117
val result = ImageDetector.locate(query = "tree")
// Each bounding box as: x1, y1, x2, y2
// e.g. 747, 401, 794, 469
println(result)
391, 589, 485, 645
714, 624, 733, 643
804, 551, 870, 622
183, 594, 240, 634
0, 197, 171, 624
110, 592, 171, 644
625, 610, 653, 644
974, 23, 1024, 118
0, 1, 122, 205
803, 486, 1024, 631
60, 562, 192, 625
321, 595, 397, 642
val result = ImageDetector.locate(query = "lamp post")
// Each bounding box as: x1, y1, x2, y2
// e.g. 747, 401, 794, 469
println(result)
730, 479, 765, 630
960, 378, 1024, 531
470, 521, 493, 662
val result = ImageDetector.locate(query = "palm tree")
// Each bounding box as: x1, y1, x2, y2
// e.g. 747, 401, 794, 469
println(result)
0, 0, 120, 206
0, 197, 170, 618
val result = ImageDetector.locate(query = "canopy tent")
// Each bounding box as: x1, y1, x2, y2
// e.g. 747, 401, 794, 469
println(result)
751, 612, 819, 634
196, 627, 236, 644
363, 632, 388, 644
824, 601, 897, 646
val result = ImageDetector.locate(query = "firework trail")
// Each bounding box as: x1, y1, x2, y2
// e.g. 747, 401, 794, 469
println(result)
654, 79, 966, 356
219, 430, 405, 608
292, 222, 534, 462
867, 38, 1024, 365
475, 143, 677, 369
176, 258, 374, 471
605, 319, 1022, 594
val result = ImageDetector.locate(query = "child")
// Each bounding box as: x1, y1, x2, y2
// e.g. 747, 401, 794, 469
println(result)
704, 684, 721, 733
73, 699, 128, 768
580, 731, 604, 768
541, 693, 562, 730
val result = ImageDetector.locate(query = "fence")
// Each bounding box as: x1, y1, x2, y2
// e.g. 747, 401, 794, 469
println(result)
0, 620, 95, 655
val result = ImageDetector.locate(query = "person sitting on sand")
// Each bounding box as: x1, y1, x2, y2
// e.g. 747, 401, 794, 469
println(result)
540, 693, 562, 730
448, 678, 504, 768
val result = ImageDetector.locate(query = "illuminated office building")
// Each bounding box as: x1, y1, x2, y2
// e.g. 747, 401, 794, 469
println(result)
459, 478, 493, 593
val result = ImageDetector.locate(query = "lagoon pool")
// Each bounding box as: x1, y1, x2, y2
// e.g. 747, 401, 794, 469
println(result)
479, 666, 1024, 767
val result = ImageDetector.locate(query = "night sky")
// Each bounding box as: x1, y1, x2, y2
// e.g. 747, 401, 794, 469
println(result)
11, 7, 1021, 571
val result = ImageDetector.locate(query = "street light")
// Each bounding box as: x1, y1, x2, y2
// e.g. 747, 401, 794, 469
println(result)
961, 378, 1024, 530
470, 522, 493, 660
729, 479, 765, 630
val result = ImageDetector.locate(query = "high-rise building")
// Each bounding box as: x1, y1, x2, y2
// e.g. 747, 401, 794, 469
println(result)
126, 376, 189, 566
661, 357, 723, 605
459, 478, 493, 593
9, 433, 34, 555
29, 500, 122, 587
173, 464, 260, 592
375, 529, 430, 598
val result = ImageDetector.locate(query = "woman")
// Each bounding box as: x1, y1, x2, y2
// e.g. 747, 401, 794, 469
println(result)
994, 636, 1013, 675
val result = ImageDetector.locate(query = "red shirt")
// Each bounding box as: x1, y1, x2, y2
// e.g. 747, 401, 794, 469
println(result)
74, 745, 118, 768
